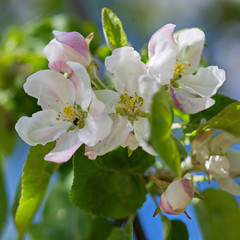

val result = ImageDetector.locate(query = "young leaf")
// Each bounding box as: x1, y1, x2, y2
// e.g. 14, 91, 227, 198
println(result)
195, 101, 240, 137
194, 188, 240, 240
15, 143, 59, 240
150, 88, 181, 176
70, 147, 155, 218
171, 133, 187, 162
102, 8, 128, 50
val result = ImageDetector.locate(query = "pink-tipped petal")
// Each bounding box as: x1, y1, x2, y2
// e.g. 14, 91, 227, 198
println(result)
148, 24, 176, 59
176, 28, 205, 74
169, 86, 215, 114
44, 130, 82, 163
179, 66, 225, 98
160, 193, 180, 215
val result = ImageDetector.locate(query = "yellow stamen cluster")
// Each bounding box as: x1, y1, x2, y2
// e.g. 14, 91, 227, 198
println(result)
173, 60, 190, 79
55, 101, 88, 130
119, 93, 143, 113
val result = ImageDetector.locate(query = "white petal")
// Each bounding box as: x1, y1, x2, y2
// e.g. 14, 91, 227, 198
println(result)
24, 70, 76, 112
85, 115, 133, 159
209, 132, 240, 155
78, 98, 112, 146
148, 40, 177, 85
134, 118, 157, 156
44, 31, 91, 73
138, 74, 159, 111
94, 89, 120, 114
15, 109, 71, 146
44, 129, 82, 163
217, 177, 240, 195
67, 62, 93, 111
105, 46, 147, 94
169, 87, 215, 114
205, 155, 230, 179
225, 151, 240, 176
148, 24, 176, 59
179, 66, 225, 97
121, 132, 139, 151
160, 192, 179, 215
176, 28, 205, 74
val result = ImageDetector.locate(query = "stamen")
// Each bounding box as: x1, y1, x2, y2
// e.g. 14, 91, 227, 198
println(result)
173, 62, 190, 78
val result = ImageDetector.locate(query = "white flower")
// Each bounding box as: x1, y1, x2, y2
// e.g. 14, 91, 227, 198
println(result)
148, 24, 225, 114
85, 47, 158, 159
44, 31, 93, 74
191, 131, 240, 195
160, 179, 194, 215
15, 62, 112, 163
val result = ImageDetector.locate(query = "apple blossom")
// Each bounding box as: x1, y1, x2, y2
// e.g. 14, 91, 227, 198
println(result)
44, 30, 93, 74
190, 130, 240, 195
85, 46, 158, 159
15, 62, 112, 163
160, 179, 194, 215
148, 24, 225, 114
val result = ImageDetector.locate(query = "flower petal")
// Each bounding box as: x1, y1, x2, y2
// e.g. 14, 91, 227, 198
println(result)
169, 87, 215, 114
179, 66, 225, 97
217, 177, 240, 195
160, 193, 180, 215
85, 115, 133, 160
138, 74, 159, 111
134, 118, 157, 156
105, 46, 147, 94
209, 132, 240, 155
15, 109, 71, 146
148, 24, 176, 59
67, 61, 93, 111
148, 40, 177, 85
44, 31, 91, 73
78, 98, 112, 146
44, 129, 82, 163
225, 151, 240, 176
94, 89, 120, 114
24, 70, 76, 112
176, 28, 205, 74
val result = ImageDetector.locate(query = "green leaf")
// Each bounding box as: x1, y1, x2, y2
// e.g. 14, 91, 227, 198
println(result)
194, 188, 240, 240
0, 157, 7, 235
171, 220, 189, 240
70, 147, 155, 218
107, 218, 133, 240
150, 88, 181, 176
96, 45, 112, 61
29, 173, 114, 240
195, 101, 240, 137
161, 216, 189, 240
15, 143, 59, 240
102, 8, 128, 50
171, 133, 187, 162
190, 94, 237, 124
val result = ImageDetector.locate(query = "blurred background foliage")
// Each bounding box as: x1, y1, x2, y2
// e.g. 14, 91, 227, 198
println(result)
1, 0, 240, 239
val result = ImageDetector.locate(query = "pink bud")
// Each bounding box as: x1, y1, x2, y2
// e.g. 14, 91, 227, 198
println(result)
160, 179, 194, 215
44, 30, 92, 73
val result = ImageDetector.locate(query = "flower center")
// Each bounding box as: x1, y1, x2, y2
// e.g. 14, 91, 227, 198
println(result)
173, 60, 190, 79
56, 101, 88, 130
116, 93, 149, 123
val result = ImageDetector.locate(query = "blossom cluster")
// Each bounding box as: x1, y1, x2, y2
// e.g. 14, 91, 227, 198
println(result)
15, 24, 226, 216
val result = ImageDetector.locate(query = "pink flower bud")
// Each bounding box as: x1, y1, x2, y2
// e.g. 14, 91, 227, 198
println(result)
160, 179, 194, 215
44, 30, 92, 74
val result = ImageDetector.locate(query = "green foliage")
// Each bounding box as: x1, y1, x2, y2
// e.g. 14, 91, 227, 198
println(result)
29, 174, 114, 240
107, 218, 133, 240
15, 143, 59, 240
161, 215, 189, 240
194, 188, 240, 240
150, 88, 181, 176
96, 45, 112, 61
70, 147, 155, 218
195, 101, 240, 137
171, 133, 187, 162
102, 8, 128, 50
